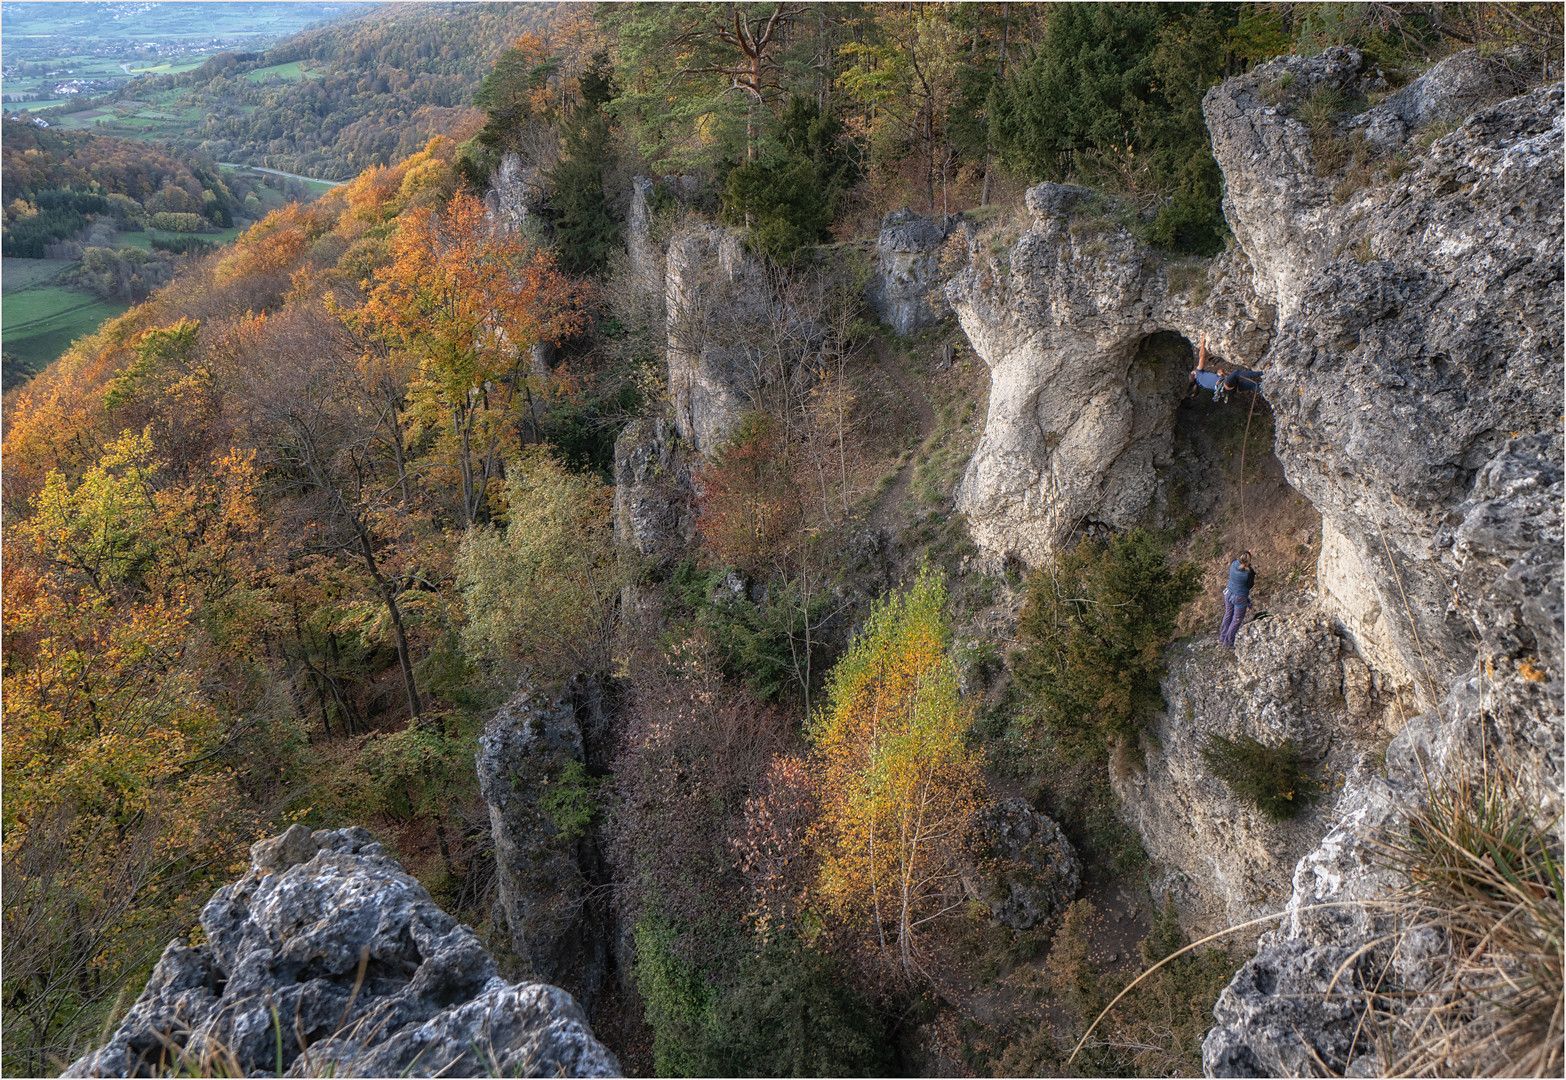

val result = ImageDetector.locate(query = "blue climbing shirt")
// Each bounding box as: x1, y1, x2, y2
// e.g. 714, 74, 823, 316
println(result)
1193, 369, 1220, 391
1227, 560, 1255, 600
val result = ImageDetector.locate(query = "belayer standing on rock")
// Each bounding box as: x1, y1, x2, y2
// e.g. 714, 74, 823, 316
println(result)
1220, 551, 1255, 647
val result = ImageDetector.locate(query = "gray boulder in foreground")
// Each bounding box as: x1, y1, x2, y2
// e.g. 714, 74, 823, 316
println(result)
63, 825, 620, 1078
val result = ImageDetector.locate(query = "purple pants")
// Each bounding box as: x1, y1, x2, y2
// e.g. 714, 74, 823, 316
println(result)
1220, 591, 1250, 647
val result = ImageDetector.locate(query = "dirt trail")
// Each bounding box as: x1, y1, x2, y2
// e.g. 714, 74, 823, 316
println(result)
868, 342, 937, 533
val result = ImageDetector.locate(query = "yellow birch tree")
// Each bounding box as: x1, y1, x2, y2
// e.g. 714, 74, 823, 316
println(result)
809, 567, 985, 977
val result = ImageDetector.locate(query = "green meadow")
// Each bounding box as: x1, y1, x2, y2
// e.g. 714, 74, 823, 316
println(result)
244, 61, 323, 82
1, 273, 128, 388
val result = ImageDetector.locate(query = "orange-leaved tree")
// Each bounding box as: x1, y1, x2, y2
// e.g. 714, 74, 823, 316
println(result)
351, 191, 591, 525
3, 431, 274, 1073
808, 566, 986, 978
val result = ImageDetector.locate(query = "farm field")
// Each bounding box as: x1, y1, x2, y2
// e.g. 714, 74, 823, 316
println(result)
110, 223, 250, 251
0, 2, 362, 104
1, 258, 73, 293
1, 279, 127, 388
244, 61, 323, 82
124, 59, 216, 77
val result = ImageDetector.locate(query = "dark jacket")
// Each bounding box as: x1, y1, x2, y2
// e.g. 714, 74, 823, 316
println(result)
1226, 560, 1255, 600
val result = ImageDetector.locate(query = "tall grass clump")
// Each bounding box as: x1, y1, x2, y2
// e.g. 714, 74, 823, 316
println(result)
1374, 768, 1563, 1077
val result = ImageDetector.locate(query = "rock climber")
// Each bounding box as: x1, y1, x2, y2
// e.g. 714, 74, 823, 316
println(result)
1187, 333, 1265, 403
1220, 551, 1255, 647
1218, 366, 1264, 401
1187, 332, 1222, 398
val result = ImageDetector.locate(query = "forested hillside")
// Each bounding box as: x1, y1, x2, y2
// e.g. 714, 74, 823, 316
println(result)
2, 122, 244, 254
3, 3, 1559, 1077
67, 2, 564, 179
0, 121, 303, 386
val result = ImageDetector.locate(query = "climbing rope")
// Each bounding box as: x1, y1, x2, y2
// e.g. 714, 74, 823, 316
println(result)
1237, 385, 1259, 545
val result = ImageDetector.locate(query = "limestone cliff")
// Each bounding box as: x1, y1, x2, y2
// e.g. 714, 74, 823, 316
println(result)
664, 223, 773, 452
946, 183, 1273, 567
1115, 608, 1392, 937
477, 681, 617, 1013
1206, 47, 1561, 705
943, 46, 1560, 1076
65, 827, 619, 1078
866, 209, 963, 336
950, 48, 1559, 703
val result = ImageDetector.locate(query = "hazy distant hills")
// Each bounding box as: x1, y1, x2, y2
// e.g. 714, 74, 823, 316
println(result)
23, 2, 559, 180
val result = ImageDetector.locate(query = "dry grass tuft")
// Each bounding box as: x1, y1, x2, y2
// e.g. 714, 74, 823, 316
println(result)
1371, 767, 1563, 1077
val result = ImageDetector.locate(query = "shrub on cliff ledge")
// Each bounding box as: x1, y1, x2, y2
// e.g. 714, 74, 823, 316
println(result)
635, 917, 890, 1078
1013, 529, 1200, 756
1201, 733, 1316, 819
695, 412, 806, 578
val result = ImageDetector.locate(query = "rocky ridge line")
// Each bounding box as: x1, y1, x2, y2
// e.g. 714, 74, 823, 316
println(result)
64, 826, 620, 1079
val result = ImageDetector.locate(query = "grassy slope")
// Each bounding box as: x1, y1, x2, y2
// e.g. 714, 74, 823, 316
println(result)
1, 282, 127, 386
244, 61, 323, 82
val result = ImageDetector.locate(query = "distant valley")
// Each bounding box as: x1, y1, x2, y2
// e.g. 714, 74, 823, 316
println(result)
1, 1, 555, 386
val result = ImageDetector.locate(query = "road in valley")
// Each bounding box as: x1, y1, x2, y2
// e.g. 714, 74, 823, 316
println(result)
217, 162, 344, 187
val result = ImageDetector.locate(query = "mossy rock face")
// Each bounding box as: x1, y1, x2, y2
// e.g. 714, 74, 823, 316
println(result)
972, 797, 1082, 931
476, 680, 614, 1004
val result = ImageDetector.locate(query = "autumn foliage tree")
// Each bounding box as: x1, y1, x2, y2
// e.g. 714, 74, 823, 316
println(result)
454, 450, 618, 679
609, 638, 796, 973
694, 411, 806, 578
808, 567, 986, 978
2, 431, 275, 1074
353, 191, 591, 526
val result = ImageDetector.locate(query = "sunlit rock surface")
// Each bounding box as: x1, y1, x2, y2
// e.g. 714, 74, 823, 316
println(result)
64, 826, 620, 1078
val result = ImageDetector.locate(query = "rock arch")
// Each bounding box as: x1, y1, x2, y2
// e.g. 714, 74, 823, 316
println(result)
946, 190, 1275, 566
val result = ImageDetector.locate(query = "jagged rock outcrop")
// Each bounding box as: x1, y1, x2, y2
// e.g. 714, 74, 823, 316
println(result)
486, 152, 545, 235
941, 45, 1560, 1076
950, 49, 1560, 706
1206, 47, 1562, 703
1116, 609, 1391, 934
477, 682, 615, 1011
626, 176, 828, 457
946, 184, 1275, 566
971, 798, 1081, 931
1189, 49, 1562, 1076
613, 417, 694, 564
64, 826, 619, 1079
664, 223, 772, 452
626, 174, 704, 301
1203, 428, 1563, 1077
867, 209, 963, 336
